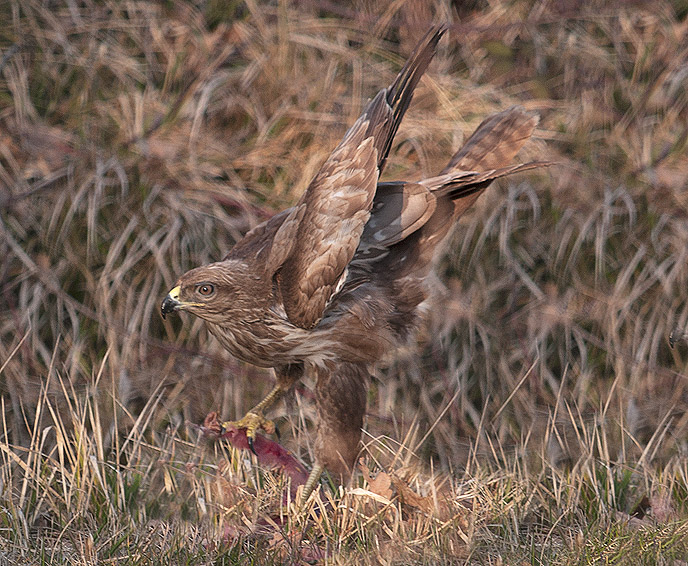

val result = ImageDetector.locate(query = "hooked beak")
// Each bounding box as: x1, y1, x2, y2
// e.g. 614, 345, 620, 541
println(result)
161, 286, 182, 320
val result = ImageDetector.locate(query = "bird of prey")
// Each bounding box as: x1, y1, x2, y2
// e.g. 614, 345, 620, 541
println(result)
161, 25, 544, 500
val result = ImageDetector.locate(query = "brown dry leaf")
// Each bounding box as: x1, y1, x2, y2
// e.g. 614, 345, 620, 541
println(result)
358, 461, 434, 513
391, 473, 433, 514
359, 459, 394, 500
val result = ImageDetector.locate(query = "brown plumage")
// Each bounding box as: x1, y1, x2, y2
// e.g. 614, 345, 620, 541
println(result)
161, 26, 545, 496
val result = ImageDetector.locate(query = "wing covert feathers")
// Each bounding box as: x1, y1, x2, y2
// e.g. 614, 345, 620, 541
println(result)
279, 132, 378, 328
278, 26, 446, 329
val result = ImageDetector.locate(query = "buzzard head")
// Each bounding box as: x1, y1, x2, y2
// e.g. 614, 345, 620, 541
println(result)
161, 262, 249, 324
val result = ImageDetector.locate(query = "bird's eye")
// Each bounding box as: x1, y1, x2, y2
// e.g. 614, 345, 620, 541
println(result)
197, 284, 215, 297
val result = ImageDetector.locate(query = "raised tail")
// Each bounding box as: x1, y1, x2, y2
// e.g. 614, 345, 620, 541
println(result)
434, 106, 542, 219
368, 107, 546, 278
441, 106, 539, 174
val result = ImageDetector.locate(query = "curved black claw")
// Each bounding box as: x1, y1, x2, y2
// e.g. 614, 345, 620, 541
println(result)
274, 424, 281, 441
247, 434, 258, 456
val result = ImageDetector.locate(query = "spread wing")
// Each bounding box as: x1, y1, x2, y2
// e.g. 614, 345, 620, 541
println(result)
277, 123, 378, 328
225, 207, 293, 261
277, 26, 446, 329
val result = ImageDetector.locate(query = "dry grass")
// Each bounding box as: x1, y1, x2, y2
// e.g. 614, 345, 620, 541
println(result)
2, 0, 688, 563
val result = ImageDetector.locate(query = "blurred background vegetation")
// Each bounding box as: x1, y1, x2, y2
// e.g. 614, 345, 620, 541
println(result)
2, 0, 688, 562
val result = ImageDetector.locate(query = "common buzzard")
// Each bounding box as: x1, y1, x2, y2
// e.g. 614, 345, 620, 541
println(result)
161, 26, 544, 499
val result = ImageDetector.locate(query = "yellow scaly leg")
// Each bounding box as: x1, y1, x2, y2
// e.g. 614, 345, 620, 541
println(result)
221, 384, 285, 454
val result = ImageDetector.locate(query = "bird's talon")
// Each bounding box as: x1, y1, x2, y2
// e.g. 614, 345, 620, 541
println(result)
223, 410, 277, 453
